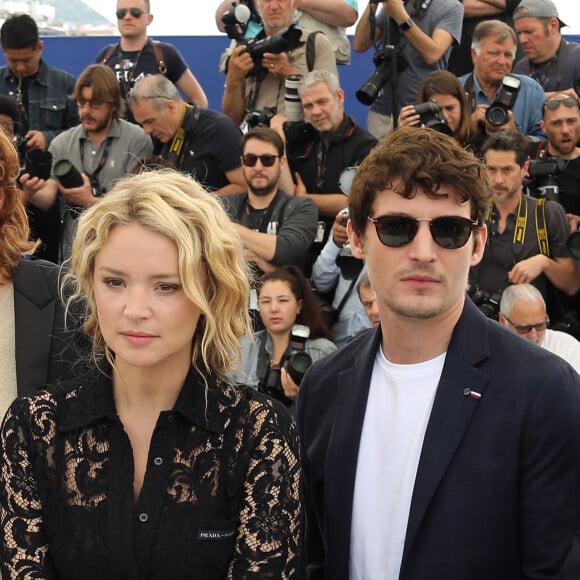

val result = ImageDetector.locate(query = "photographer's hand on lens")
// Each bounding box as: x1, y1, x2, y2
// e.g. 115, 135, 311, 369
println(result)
269, 113, 288, 142
485, 109, 517, 135
332, 211, 349, 247
508, 254, 549, 285
261, 51, 294, 79
60, 173, 98, 208
18, 172, 46, 205
293, 171, 308, 197
380, 0, 409, 22
23, 130, 47, 151
280, 367, 300, 402
397, 104, 421, 128
227, 45, 256, 81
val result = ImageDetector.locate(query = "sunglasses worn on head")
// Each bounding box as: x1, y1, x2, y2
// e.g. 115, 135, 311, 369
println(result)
116, 7, 145, 19
543, 96, 580, 112
367, 215, 479, 249
241, 153, 280, 167
503, 314, 549, 335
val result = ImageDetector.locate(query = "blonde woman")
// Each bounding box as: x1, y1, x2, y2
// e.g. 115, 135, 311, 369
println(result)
0, 170, 300, 579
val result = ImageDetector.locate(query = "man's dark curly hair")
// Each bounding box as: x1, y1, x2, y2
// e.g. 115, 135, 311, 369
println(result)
348, 127, 492, 236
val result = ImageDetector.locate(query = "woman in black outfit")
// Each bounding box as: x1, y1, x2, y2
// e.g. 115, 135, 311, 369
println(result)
0, 169, 300, 579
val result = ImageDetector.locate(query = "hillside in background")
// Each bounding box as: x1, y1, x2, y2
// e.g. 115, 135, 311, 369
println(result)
51, 0, 112, 29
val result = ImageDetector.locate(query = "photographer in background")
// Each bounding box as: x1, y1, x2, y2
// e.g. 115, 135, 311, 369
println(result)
232, 265, 337, 410
469, 130, 577, 324
221, 0, 337, 127
311, 209, 373, 345
460, 19, 545, 141
0, 14, 79, 263
352, 0, 463, 139
512, 0, 580, 96
271, 70, 377, 270
129, 74, 246, 193
527, 94, 580, 220
20, 64, 152, 263
215, 0, 358, 65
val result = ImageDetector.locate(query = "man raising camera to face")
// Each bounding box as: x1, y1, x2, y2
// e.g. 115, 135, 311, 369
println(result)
221, 0, 337, 127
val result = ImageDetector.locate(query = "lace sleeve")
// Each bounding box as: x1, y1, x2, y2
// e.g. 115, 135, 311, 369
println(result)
229, 397, 301, 579
0, 396, 57, 579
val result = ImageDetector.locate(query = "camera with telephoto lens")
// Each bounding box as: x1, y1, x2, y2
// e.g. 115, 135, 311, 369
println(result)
485, 74, 521, 127
24, 148, 52, 180
527, 157, 567, 202
469, 287, 502, 321
53, 159, 84, 189
238, 24, 304, 75
412, 101, 452, 136
356, 45, 408, 106
284, 74, 303, 123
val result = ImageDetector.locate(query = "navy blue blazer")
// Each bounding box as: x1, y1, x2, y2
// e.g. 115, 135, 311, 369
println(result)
297, 298, 580, 579
13, 259, 79, 396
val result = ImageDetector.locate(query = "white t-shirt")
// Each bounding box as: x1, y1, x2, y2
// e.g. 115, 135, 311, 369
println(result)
349, 347, 445, 580
541, 328, 580, 374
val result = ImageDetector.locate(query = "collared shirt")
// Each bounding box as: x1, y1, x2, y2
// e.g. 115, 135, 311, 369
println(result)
49, 117, 153, 195
0, 367, 300, 579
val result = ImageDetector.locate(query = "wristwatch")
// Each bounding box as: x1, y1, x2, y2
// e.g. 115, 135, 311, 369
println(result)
399, 18, 414, 31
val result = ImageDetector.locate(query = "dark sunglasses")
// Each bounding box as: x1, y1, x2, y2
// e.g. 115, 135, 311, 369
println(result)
116, 7, 145, 19
241, 153, 280, 167
367, 215, 479, 249
503, 314, 549, 335
543, 96, 580, 112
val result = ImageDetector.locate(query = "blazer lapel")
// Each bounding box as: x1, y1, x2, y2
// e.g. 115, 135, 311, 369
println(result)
13, 260, 57, 395
401, 300, 492, 568
325, 328, 381, 577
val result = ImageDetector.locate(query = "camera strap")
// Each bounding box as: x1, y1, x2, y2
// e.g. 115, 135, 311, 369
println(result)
166, 103, 199, 168
486, 196, 550, 261
79, 136, 114, 193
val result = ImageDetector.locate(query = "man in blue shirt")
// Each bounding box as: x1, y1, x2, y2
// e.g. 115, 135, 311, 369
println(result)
460, 19, 545, 141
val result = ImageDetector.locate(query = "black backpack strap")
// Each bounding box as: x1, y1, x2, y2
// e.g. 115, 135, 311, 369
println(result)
306, 31, 321, 72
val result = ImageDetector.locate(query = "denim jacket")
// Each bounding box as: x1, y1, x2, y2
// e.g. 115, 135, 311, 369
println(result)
0, 59, 79, 146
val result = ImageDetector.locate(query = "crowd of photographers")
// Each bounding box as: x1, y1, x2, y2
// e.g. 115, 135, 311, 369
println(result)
3, 0, 580, 406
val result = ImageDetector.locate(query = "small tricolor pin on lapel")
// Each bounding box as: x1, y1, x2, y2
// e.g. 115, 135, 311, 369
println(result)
463, 388, 482, 400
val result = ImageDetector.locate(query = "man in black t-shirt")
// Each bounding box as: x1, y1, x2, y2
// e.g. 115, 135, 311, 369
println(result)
129, 74, 246, 194
95, 0, 207, 122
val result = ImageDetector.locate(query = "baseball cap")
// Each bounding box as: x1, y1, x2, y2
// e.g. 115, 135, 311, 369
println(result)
513, 0, 567, 27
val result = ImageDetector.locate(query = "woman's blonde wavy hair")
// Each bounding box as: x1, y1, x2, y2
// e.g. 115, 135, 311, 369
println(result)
0, 128, 39, 279
65, 169, 252, 379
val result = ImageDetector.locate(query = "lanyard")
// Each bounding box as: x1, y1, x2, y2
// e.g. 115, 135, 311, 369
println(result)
79, 136, 113, 192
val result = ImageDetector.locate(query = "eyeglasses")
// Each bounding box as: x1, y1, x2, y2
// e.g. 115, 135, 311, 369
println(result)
502, 314, 549, 335
77, 98, 110, 110
116, 7, 145, 19
241, 153, 280, 167
543, 96, 580, 112
367, 215, 479, 249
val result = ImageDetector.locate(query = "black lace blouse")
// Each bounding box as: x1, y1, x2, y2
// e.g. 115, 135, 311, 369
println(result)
0, 367, 300, 579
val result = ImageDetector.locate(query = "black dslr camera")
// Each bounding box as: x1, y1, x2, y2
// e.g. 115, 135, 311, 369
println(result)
412, 101, 452, 135
356, 45, 408, 106
243, 106, 277, 129
527, 157, 567, 202
239, 24, 304, 75
469, 287, 502, 321
485, 74, 521, 127
262, 324, 312, 406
